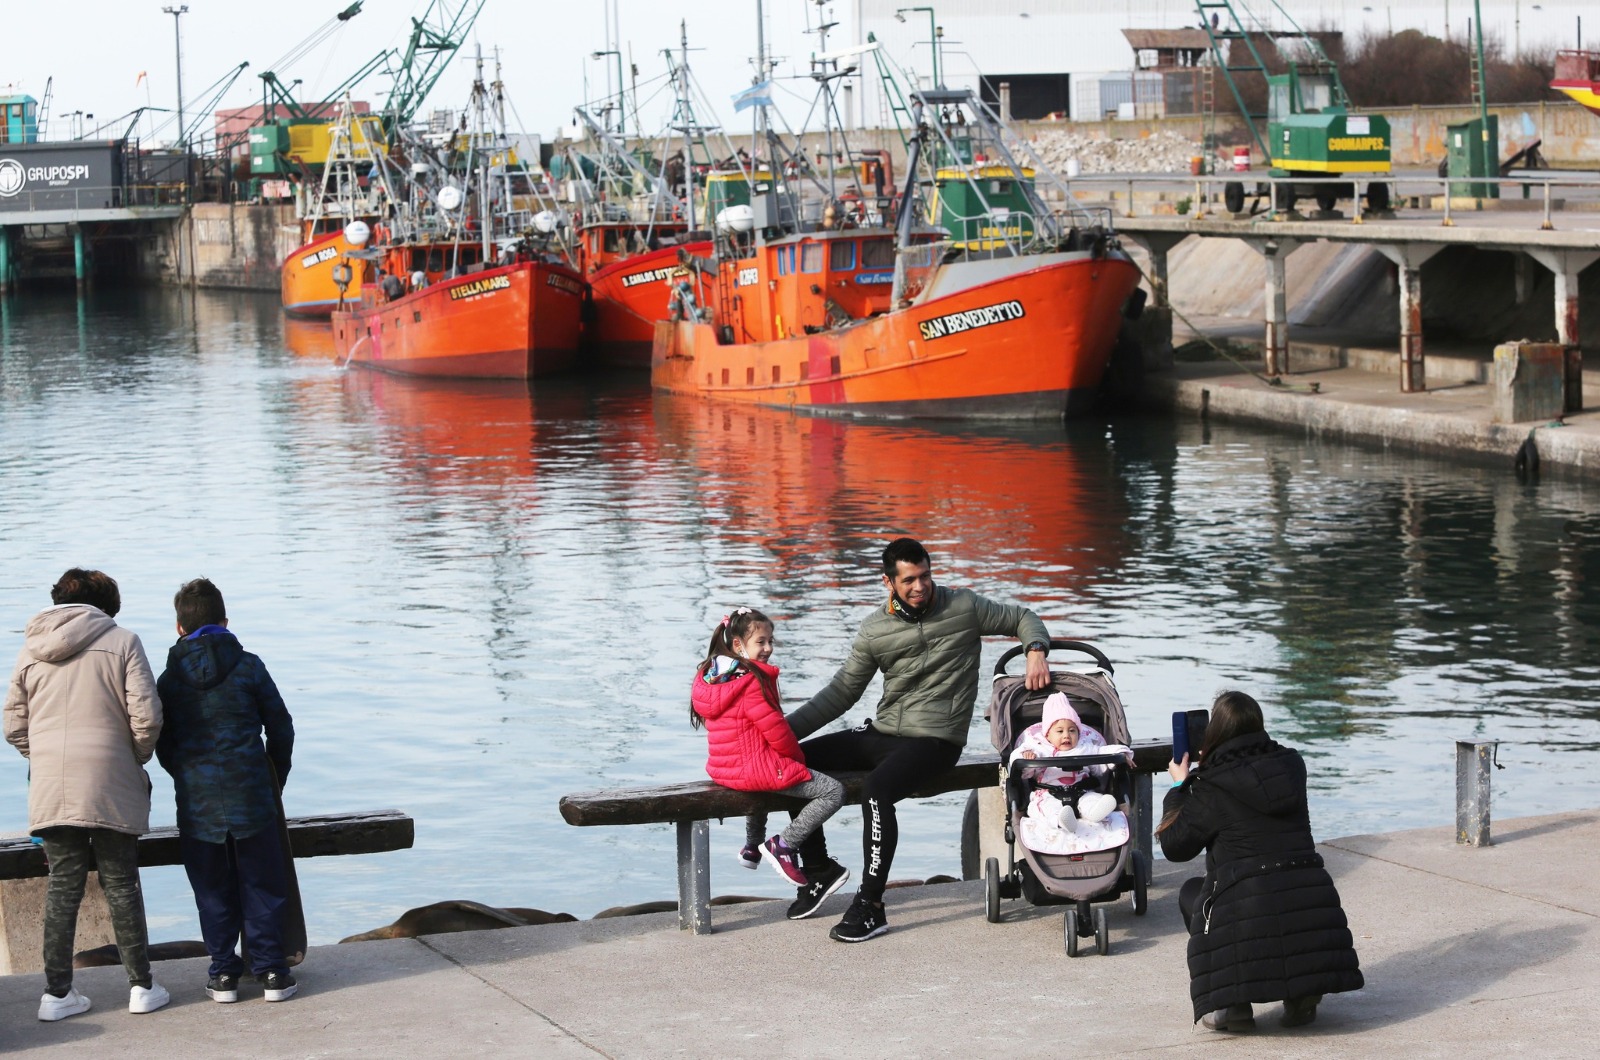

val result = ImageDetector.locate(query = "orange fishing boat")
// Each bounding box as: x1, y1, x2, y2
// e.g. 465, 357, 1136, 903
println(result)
1552, 50, 1600, 118
653, 229, 1137, 418
652, 77, 1141, 420
577, 223, 712, 367
282, 219, 374, 318
331, 243, 584, 379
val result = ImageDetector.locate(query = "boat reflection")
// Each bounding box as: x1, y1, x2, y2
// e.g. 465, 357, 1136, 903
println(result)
281, 316, 339, 361
651, 396, 1132, 593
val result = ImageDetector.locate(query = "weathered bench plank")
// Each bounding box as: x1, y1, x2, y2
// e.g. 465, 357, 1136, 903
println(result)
0, 809, 414, 880
559, 741, 1176, 935
559, 741, 1174, 827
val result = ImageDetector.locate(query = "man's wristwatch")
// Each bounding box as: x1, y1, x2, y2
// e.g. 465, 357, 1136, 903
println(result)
1025, 641, 1048, 655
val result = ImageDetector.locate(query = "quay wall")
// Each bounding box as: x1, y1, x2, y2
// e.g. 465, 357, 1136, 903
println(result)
149, 203, 297, 291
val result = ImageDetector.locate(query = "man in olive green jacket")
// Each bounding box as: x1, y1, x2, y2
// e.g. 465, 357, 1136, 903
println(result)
785, 537, 1051, 942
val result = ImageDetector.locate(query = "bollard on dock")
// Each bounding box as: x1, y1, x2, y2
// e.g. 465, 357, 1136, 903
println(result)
1455, 740, 1497, 846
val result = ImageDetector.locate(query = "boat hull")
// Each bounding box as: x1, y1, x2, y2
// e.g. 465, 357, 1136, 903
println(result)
585, 242, 715, 369
331, 261, 585, 380
651, 251, 1140, 420
281, 229, 366, 318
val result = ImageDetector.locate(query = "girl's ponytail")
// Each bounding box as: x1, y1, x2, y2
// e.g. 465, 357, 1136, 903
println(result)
689, 608, 778, 728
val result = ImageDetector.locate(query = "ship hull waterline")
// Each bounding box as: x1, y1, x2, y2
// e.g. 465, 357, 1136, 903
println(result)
652, 252, 1140, 421
331, 261, 585, 380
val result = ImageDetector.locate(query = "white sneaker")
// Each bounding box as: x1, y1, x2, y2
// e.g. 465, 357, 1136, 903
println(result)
1079, 793, 1118, 824
1056, 805, 1079, 832
38, 987, 91, 1022
129, 982, 171, 1014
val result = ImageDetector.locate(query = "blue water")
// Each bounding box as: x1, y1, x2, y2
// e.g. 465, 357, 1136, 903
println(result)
3, 288, 1599, 944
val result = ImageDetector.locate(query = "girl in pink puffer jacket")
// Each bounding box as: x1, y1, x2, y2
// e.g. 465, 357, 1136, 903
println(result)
690, 608, 844, 887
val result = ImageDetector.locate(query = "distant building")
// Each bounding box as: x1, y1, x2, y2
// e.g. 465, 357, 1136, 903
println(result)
848, 0, 1588, 124
1, 95, 38, 145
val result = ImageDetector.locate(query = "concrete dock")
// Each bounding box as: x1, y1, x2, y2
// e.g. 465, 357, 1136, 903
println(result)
1, 808, 1595, 1057
1148, 319, 1600, 477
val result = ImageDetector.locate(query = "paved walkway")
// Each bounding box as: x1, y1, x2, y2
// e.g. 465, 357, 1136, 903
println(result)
1, 809, 1596, 1057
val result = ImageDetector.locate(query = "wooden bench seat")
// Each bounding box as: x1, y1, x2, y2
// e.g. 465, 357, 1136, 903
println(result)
0, 809, 415, 880
560, 742, 1173, 933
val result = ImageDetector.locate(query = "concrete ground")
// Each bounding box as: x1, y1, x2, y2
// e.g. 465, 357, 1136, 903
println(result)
1148, 319, 1600, 477
1, 809, 1596, 1057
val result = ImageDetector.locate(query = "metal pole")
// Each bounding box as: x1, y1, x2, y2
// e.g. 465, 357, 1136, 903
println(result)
163, 6, 189, 147
0, 226, 9, 293
927, 9, 940, 89
73, 225, 85, 290
675, 820, 711, 934
1455, 741, 1494, 846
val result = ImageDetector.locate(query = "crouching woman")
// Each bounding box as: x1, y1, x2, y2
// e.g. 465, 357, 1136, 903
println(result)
1158, 690, 1363, 1032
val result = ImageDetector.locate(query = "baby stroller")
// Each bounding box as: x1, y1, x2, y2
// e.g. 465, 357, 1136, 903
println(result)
982, 639, 1147, 956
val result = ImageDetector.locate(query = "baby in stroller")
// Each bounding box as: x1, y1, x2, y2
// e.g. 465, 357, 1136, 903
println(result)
1008, 693, 1132, 841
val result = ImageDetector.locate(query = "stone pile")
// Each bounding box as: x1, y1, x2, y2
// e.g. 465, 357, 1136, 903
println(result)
1029, 129, 1203, 174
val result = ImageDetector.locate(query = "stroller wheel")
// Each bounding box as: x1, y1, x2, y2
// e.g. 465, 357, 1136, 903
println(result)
1130, 850, 1148, 916
1094, 906, 1110, 956
1063, 909, 1080, 957
984, 858, 1002, 923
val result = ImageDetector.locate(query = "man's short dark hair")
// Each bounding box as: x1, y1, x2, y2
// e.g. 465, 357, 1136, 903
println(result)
882, 537, 930, 577
174, 578, 227, 633
51, 568, 121, 617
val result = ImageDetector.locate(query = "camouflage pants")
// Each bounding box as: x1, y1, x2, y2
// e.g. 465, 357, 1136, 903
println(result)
38, 827, 152, 994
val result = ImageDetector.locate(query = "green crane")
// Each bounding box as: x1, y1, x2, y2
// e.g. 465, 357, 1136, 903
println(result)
1196, 0, 1393, 215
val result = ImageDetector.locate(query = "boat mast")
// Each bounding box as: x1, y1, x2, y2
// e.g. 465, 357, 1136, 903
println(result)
472, 46, 492, 261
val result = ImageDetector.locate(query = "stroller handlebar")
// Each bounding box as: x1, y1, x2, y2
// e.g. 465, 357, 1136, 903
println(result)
994, 638, 1113, 676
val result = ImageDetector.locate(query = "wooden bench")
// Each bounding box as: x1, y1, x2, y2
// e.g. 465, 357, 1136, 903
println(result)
560, 743, 1173, 934
0, 810, 415, 880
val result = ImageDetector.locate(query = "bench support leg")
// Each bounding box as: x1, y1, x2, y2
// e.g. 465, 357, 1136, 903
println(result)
1134, 773, 1153, 885
676, 820, 711, 934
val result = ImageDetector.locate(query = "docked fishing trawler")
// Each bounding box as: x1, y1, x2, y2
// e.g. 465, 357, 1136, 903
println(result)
280, 107, 389, 318
330, 54, 584, 378
1552, 50, 1600, 118
651, 76, 1140, 420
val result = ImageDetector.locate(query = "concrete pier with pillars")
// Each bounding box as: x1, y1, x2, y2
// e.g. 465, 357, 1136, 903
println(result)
1118, 210, 1600, 405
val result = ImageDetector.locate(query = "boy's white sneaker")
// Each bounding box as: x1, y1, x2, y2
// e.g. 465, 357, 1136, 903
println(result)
129, 982, 171, 1014
1079, 793, 1118, 824
38, 987, 91, 1022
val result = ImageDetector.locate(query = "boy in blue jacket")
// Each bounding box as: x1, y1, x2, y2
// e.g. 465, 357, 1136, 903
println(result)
155, 578, 297, 1003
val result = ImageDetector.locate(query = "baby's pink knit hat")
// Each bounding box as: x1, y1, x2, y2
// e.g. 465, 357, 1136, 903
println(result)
1042, 692, 1080, 731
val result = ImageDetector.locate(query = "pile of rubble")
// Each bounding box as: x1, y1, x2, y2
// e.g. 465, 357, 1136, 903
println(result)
1029, 129, 1204, 174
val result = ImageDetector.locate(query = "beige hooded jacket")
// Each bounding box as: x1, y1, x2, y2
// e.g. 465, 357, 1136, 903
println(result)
4, 603, 162, 835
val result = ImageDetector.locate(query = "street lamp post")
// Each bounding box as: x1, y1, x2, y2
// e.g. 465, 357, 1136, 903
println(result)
591, 49, 625, 137
895, 7, 940, 88
162, 5, 188, 147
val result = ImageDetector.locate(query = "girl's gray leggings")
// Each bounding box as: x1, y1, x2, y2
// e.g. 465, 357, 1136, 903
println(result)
744, 771, 845, 848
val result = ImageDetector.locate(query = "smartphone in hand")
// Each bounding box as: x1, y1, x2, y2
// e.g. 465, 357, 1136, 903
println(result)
1171, 710, 1190, 764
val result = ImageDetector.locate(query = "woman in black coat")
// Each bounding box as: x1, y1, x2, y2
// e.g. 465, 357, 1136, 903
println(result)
1158, 691, 1363, 1031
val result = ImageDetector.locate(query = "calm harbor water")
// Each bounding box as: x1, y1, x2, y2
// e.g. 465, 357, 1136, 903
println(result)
3, 287, 1600, 945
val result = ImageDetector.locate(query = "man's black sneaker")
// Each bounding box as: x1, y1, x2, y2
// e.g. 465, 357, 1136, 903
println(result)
828, 893, 889, 943
260, 971, 297, 1002
786, 858, 850, 920
205, 973, 239, 1004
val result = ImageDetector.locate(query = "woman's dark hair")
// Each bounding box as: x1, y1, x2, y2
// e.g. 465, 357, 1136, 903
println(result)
1155, 690, 1267, 835
1197, 690, 1265, 760
174, 578, 227, 634
690, 608, 777, 729
50, 568, 121, 617
881, 537, 930, 578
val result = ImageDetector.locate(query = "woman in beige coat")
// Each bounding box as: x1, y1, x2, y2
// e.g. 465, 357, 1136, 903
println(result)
4, 568, 170, 1021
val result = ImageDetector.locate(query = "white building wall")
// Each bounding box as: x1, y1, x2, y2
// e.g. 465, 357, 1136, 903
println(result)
848, 0, 1590, 127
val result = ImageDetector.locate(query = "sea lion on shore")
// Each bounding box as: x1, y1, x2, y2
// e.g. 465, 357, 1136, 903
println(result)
74, 941, 210, 968
338, 900, 577, 943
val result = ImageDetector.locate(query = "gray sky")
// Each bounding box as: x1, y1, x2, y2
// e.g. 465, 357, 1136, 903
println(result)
0, 1, 848, 146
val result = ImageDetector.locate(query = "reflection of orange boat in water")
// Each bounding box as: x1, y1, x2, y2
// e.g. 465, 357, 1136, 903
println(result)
282, 315, 339, 360
651, 395, 1130, 579
343, 373, 540, 483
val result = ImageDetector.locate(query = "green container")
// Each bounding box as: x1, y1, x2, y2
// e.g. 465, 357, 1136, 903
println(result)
932, 165, 1037, 249
249, 123, 289, 176
1446, 116, 1499, 199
